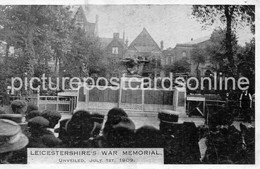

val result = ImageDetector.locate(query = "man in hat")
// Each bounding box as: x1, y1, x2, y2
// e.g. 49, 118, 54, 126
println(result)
41, 110, 61, 137
135, 125, 165, 148
41, 110, 61, 128
11, 100, 27, 115
240, 89, 252, 123
27, 116, 50, 148
25, 103, 38, 120
103, 107, 128, 136
22, 110, 42, 138
65, 110, 95, 148
158, 110, 182, 136
158, 110, 200, 164
0, 119, 29, 164
25, 110, 41, 122
102, 116, 135, 148
27, 116, 62, 148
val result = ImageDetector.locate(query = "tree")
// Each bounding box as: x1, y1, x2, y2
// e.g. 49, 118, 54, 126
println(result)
0, 5, 73, 95
206, 28, 238, 74
164, 57, 191, 74
192, 5, 255, 75
237, 38, 255, 93
191, 45, 206, 77
62, 28, 104, 78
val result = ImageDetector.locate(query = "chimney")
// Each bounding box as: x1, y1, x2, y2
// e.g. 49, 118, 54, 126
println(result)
160, 40, 164, 50
123, 30, 125, 43
126, 38, 129, 47
113, 33, 119, 40
95, 15, 99, 24
95, 15, 99, 37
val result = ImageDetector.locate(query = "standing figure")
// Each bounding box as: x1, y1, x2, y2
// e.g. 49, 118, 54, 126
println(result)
239, 89, 252, 123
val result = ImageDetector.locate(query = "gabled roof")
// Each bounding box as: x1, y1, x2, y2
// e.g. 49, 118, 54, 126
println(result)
128, 28, 161, 52
99, 37, 126, 49
71, 5, 97, 36
99, 38, 113, 49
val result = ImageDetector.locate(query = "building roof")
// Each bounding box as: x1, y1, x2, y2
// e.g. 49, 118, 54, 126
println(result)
99, 37, 126, 49
163, 48, 175, 56
70, 5, 97, 37
128, 28, 161, 52
176, 36, 210, 47
99, 38, 113, 49
134, 46, 157, 53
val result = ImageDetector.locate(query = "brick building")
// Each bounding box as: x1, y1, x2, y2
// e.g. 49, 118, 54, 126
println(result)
71, 5, 98, 37
163, 36, 214, 76
124, 28, 165, 77
99, 33, 128, 77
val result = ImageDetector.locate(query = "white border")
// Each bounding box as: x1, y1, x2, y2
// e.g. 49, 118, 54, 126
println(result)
0, 0, 259, 168
0, 0, 259, 5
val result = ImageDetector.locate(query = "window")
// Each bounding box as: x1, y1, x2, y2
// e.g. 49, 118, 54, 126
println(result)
171, 56, 174, 64
78, 87, 85, 102
178, 92, 185, 107
167, 56, 171, 65
112, 47, 118, 54
182, 51, 187, 57
157, 59, 161, 67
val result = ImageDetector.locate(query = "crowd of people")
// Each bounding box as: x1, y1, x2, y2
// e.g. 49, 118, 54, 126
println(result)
0, 99, 255, 164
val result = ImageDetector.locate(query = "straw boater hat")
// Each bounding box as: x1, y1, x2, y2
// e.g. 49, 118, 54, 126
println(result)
158, 110, 180, 123
0, 119, 29, 153
158, 110, 183, 135
0, 114, 23, 123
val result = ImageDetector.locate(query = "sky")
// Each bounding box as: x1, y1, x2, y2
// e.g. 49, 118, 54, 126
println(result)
84, 5, 254, 48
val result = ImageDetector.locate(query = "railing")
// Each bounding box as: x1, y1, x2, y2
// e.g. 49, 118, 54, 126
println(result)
77, 85, 187, 115
0, 94, 74, 113
38, 96, 72, 113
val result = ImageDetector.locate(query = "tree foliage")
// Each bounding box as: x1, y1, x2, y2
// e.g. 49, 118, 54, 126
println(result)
0, 5, 105, 95
236, 38, 255, 92
190, 45, 206, 77
61, 28, 104, 78
206, 28, 238, 74
192, 5, 255, 75
164, 57, 191, 74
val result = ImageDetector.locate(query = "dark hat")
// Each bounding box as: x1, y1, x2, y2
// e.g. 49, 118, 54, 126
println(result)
11, 100, 27, 108
105, 108, 128, 127
112, 117, 135, 131
28, 116, 49, 128
26, 110, 41, 120
0, 119, 29, 153
41, 135, 62, 147
158, 110, 179, 123
65, 110, 94, 140
25, 103, 38, 114
158, 110, 183, 136
42, 110, 61, 119
107, 108, 128, 119
0, 114, 23, 123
